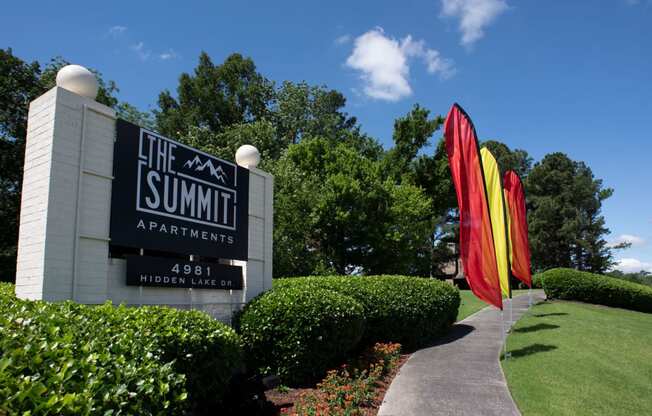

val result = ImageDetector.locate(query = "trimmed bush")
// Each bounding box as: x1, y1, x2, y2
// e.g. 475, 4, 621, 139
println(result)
531, 273, 544, 289
124, 306, 243, 411
0, 287, 242, 415
274, 275, 460, 350
542, 268, 652, 313
0, 281, 14, 297
237, 285, 365, 385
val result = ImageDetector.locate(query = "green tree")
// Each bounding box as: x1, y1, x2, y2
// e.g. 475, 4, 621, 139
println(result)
272, 137, 433, 277
384, 104, 443, 179
0, 49, 41, 280
481, 140, 532, 178
116, 102, 155, 130
275, 81, 358, 145
382, 105, 462, 276
410, 139, 457, 221
410, 139, 460, 276
156, 53, 379, 167
607, 270, 652, 287
526, 152, 614, 273
0, 49, 141, 281
181, 120, 281, 168
155, 52, 274, 137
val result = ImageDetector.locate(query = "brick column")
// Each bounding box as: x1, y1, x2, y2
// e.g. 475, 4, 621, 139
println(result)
16, 87, 116, 302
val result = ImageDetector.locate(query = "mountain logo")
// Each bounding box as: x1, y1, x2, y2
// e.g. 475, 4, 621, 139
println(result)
183, 155, 228, 184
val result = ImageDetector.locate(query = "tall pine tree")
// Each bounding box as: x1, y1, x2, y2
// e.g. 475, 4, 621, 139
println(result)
526, 152, 614, 272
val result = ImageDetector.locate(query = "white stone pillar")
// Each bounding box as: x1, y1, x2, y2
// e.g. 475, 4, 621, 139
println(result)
240, 167, 274, 302
15, 85, 116, 302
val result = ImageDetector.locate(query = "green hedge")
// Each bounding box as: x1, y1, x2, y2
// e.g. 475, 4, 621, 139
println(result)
274, 275, 460, 350
542, 268, 652, 313
531, 273, 544, 289
125, 306, 243, 411
237, 285, 365, 385
0, 281, 14, 297
0, 288, 242, 415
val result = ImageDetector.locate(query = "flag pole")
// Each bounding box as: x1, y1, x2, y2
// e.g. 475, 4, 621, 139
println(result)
509, 296, 513, 329
501, 309, 507, 360
506, 265, 513, 331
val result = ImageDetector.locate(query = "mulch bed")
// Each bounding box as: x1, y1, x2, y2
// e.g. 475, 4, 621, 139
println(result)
266, 353, 411, 415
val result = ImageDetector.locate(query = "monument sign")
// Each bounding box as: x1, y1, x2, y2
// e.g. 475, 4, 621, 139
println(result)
110, 120, 249, 260
14, 65, 273, 321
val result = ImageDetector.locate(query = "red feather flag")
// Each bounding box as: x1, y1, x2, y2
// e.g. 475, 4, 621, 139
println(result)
444, 104, 502, 310
503, 170, 532, 287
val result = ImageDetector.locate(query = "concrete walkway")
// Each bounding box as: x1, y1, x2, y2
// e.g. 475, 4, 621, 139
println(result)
378, 291, 546, 416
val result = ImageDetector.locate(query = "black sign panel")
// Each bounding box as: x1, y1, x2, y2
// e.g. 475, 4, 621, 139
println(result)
126, 255, 243, 290
110, 120, 249, 259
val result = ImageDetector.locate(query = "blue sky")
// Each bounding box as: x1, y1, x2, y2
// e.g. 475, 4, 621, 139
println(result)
3, 0, 651, 271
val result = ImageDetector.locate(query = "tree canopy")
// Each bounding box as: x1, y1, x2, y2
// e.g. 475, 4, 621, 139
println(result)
156, 52, 275, 137
0, 49, 149, 280
481, 140, 532, 178
272, 136, 433, 276
526, 152, 614, 273
0, 49, 622, 280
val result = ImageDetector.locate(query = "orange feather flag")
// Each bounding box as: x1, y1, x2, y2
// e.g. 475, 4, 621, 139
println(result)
503, 170, 532, 287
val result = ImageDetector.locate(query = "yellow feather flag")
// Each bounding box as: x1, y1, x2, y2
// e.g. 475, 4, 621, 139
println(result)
505, 195, 513, 267
480, 148, 511, 298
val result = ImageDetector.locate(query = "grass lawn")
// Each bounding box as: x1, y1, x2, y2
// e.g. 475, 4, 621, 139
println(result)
502, 300, 652, 416
457, 289, 531, 321
457, 290, 488, 321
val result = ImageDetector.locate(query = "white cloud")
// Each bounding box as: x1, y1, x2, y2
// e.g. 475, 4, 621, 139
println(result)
107, 25, 127, 38
346, 29, 411, 101
130, 42, 151, 61
345, 28, 454, 101
335, 34, 351, 45
608, 234, 646, 248
401, 35, 456, 78
614, 258, 652, 273
159, 49, 178, 60
109, 29, 177, 63
440, 0, 508, 46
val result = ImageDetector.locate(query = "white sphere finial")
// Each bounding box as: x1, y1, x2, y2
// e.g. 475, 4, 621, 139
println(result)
235, 145, 260, 168
56, 65, 99, 99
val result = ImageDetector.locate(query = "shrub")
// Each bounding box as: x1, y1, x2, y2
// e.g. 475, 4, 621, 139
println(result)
531, 273, 544, 289
0, 281, 14, 297
292, 342, 402, 415
237, 285, 365, 385
125, 306, 243, 411
542, 268, 652, 313
0, 298, 186, 415
274, 275, 460, 350
516, 275, 542, 289
0, 286, 242, 415
607, 271, 652, 287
